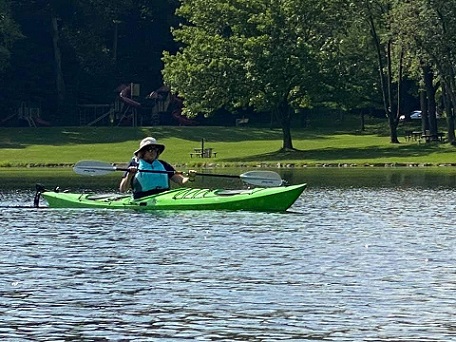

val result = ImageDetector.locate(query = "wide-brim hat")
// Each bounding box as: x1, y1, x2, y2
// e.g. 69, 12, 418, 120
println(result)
134, 137, 165, 156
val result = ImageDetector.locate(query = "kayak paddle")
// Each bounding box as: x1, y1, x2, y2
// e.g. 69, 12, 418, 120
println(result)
73, 160, 284, 187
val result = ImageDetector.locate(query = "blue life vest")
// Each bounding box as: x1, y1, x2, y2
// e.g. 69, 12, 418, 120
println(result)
132, 159, 170, 196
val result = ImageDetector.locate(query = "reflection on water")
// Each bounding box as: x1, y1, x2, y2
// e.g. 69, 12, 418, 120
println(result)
0, 184, 455, 340
284, 167, 456, 188
3, 167, 456, 191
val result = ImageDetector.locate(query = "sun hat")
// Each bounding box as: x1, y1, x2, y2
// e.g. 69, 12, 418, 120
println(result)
134, 137, 165, 156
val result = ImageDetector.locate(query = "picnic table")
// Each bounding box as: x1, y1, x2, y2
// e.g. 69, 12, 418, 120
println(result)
190, 147, 217, 158
421, 131, 445, 142
406, 130, 445, 143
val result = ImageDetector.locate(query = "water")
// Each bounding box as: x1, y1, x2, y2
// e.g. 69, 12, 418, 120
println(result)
0, 180, 455, 340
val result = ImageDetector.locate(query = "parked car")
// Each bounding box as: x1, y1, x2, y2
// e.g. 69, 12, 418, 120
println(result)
400, 110, 441, 121
410, 110, 422, 120
399, 110, 421, 121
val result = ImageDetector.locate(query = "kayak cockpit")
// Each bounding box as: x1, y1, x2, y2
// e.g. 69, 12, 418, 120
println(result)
85, 194, 131, 202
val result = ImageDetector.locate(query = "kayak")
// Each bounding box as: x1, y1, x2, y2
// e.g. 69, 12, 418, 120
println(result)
41, 183, 306, 212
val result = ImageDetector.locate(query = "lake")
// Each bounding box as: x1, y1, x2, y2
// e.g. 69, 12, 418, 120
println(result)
1, 168, 455, 341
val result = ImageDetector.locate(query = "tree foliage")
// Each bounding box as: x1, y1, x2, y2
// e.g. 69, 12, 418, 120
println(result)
0, 0, 22, 72
163, 0, 398, 147
391, 0, 456, 142
2, 0, 178, 123
1, 0, 456, 149
164, 0, 340, 149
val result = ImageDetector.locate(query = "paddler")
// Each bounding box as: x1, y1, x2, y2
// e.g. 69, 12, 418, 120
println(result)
119, 137, 195, 199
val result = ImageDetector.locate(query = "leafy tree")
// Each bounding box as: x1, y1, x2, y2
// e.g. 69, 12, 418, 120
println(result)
392, 0, 456, 143
9, 0, 114, 121
0, 0, 22, 72
163, 0, 339, 150
312, 0, 381, 124
0, 0, 22, 117
6, 0, 177, 123
342, 0, 405, 143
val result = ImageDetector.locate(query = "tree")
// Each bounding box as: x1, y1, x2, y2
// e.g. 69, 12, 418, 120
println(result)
392, 0, 456, 143
0, 0, 22, 117
344, 0, 405, 143
163, 0, 336, 150
0, 0, 22, 72
6, 0, 178, 123
312, 0, 381, 124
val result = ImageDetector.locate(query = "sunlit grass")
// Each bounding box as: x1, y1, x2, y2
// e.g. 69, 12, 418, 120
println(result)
1, 121, 455, 168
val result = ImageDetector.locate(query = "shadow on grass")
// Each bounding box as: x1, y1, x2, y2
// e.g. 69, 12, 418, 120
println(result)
0, 127, 449, 164
0, 126, 335, 147
222, 144, 454, 163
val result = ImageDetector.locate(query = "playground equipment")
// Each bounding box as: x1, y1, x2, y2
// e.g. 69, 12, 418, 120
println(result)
0, 102, 49, 127
78, 84, 196, 127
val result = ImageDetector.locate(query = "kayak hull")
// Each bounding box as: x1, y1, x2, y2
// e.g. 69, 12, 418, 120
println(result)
41, 183, 306, 212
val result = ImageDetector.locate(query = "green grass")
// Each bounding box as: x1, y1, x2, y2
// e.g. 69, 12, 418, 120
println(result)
1, 119, 455, 168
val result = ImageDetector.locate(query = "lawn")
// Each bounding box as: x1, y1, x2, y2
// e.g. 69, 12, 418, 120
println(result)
1, 118, 455, 168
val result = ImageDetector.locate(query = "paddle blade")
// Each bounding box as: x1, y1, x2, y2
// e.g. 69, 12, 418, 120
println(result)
73, 160, 117, 176
239, 171, 283, 187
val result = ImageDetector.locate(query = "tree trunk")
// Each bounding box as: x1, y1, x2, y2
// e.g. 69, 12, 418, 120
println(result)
419, 84, 428, 134
276, 101, 294, 150
368, 15, 399, 143
388, 115, 399, 143
442, 82, 455, 143
386, 41, 399, 143
360, 110, 365, 131
51, 16, 66, 116
433, 61, 456, 143
396, 48, 404, 119
444, 73, 456, 142
423, 64, 438, 140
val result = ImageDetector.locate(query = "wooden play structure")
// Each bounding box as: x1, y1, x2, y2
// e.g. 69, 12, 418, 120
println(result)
78, 84, 196, 127
0, 102, 49, 127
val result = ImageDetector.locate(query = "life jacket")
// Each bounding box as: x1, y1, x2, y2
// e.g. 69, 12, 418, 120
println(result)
132, 159, 170, 198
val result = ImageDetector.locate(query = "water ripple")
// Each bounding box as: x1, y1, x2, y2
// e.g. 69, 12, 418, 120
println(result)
0, 188, 455, 340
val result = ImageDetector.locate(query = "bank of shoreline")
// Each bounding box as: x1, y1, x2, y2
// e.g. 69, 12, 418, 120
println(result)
3, 162, 456, 169
4, 162, 456, 192
2, 125, 456, 168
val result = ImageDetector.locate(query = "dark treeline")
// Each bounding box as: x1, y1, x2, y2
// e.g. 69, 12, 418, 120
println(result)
0, 0, 179, 126
1, 0, 456, 148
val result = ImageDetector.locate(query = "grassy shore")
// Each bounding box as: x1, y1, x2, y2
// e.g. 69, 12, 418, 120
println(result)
1, 118, 456, 168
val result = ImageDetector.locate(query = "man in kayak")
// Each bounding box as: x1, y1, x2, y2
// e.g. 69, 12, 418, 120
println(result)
119, 137, 195, 199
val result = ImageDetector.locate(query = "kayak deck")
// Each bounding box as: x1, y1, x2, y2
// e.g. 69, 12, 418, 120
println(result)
41, 183, 306, 212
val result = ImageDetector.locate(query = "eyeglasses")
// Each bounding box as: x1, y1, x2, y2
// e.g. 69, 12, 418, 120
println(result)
145, 147, 160, 153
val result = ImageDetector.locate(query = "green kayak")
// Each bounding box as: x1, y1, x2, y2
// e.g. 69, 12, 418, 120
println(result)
41, 183, 306, 212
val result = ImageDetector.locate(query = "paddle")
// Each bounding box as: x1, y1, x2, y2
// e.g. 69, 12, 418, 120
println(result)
73, 160, 284, 187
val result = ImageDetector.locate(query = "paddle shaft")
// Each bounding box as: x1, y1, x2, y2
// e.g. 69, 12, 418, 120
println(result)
0, 205, 49, 209
92, 166, 242, 180
119, 168, 243, 179
116, 167, 242, 179
115, 167, 178, 175
73, 160, 284, 186
194, 172, 240, 179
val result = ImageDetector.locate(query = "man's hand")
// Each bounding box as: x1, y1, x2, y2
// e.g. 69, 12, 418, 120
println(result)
187, 170, 197, 182
127, 166, 138, 174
